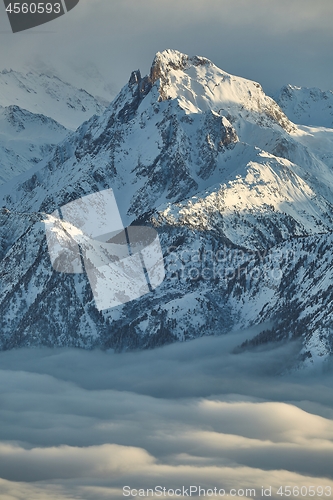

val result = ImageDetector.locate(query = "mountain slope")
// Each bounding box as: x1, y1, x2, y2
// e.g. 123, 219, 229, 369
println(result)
0, 69, 108, 184
276, 84, 333, 128
0, 69, 107, 130
0, 105, 68, 184
0, 50, 333, 368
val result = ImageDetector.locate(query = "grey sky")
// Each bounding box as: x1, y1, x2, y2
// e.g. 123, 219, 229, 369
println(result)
0, 0, 332, 99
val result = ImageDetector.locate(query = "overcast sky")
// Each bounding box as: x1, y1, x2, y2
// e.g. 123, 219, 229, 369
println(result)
0, 0, 332, 99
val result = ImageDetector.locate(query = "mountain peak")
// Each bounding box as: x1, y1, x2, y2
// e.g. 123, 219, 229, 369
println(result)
0, 50, 333, 365
122, 49, 293, 134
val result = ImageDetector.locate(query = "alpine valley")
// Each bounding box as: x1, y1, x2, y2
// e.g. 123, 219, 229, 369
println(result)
1, 50, 333, 370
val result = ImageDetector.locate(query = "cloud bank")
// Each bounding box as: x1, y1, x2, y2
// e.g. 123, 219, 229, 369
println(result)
0, 330, 333, 499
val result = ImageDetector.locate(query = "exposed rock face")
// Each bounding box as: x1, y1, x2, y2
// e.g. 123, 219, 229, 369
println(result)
150, 50, 190, 84
117, 73, 152, 123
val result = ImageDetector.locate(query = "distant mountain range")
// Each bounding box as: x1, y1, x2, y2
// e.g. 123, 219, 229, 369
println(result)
0, 50, 332, 369
0, 69, 107, 130
0, 69, 107, 184
0, 104, 68, 184
276, 84, 333, 128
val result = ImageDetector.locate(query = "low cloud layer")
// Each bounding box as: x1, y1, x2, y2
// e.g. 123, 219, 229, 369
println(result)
0, 329, 333, 499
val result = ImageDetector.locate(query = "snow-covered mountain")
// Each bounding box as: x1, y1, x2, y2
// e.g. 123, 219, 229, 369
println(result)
276, 84, 333, 128
0, 104, 68, 184
0, 69, 108, 184
0, 69, 107, 130
0, 50, 333, 368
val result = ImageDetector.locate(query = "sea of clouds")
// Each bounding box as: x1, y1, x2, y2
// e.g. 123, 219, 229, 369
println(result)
0, 326, 333, 500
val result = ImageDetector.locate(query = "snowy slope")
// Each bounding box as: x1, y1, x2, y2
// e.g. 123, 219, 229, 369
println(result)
0, 69, 107, 130
276, 84, 333, 128
0, 51, 321, 230
0, 105, 68, 184
0, 69, 107, 184
0, 50, 333, 368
